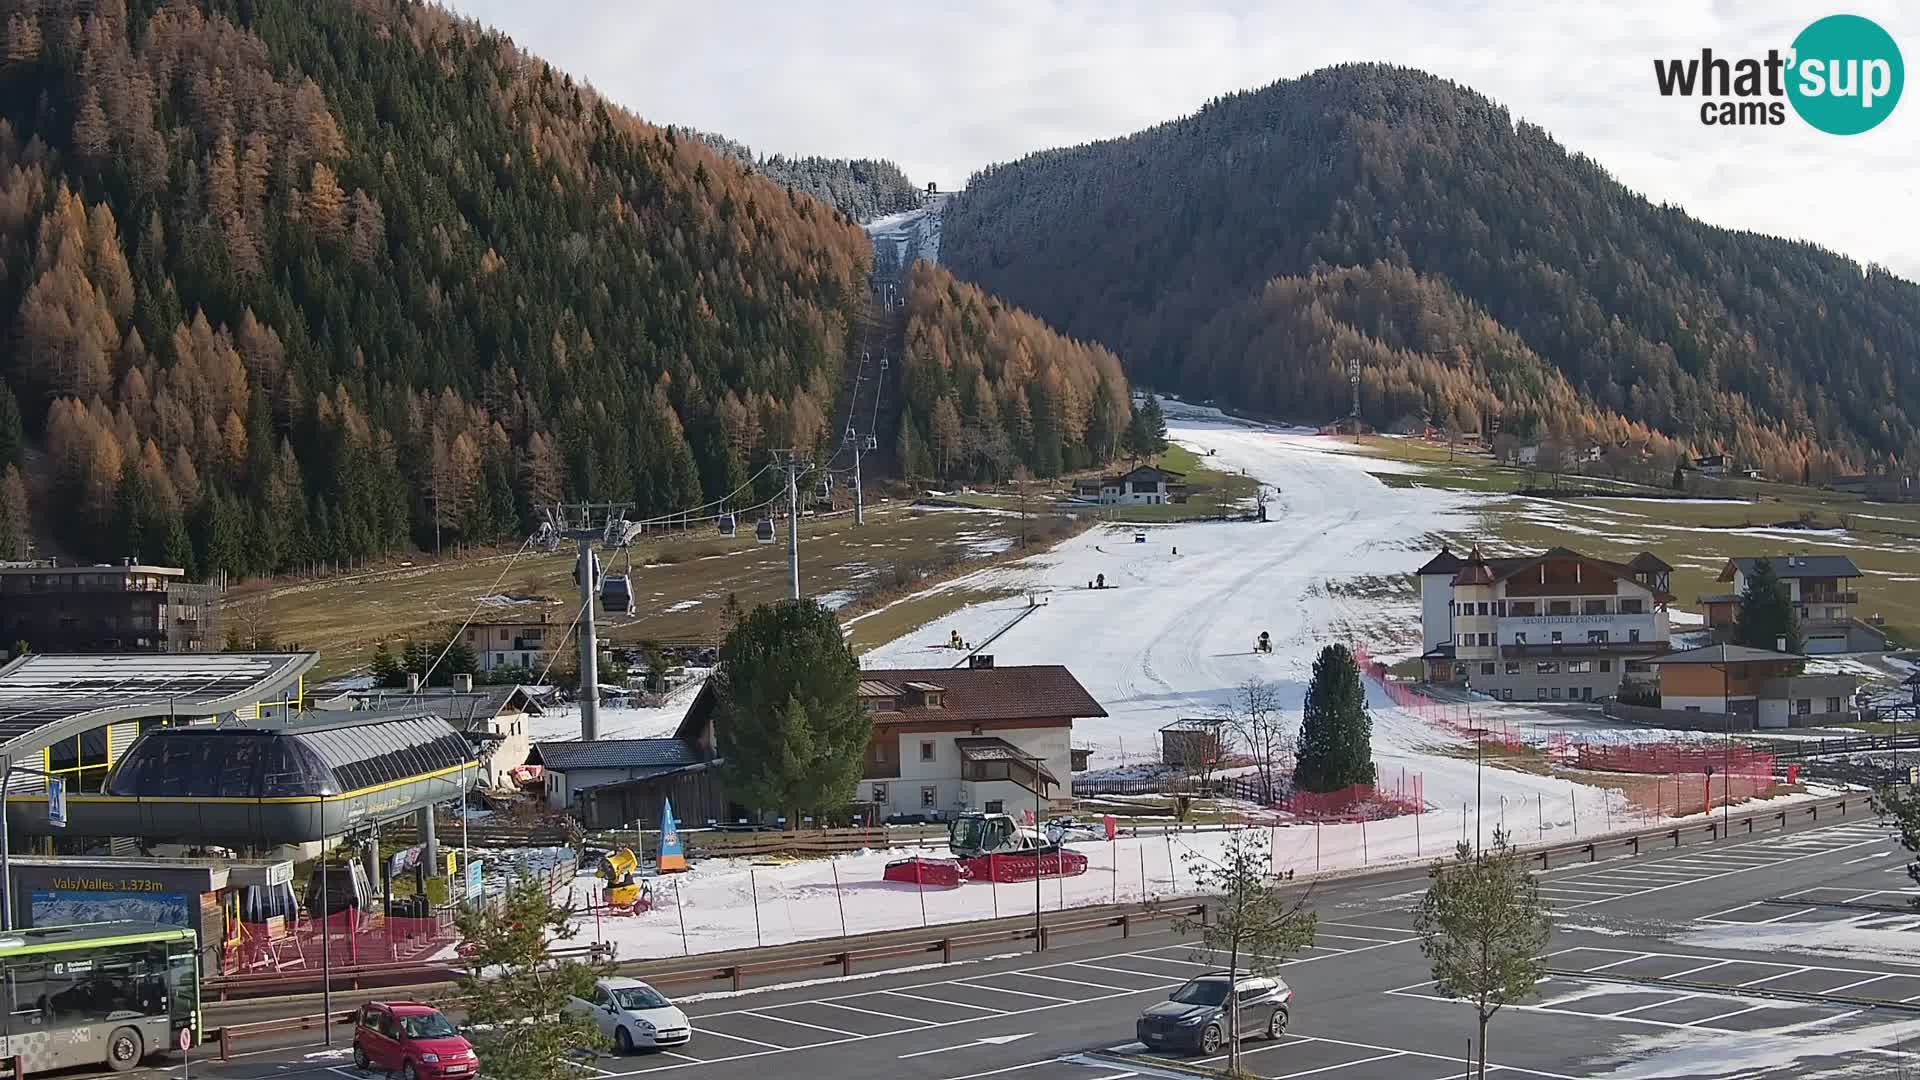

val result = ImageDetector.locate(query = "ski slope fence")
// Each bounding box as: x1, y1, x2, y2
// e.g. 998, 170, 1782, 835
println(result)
1350, 643, 1522, 749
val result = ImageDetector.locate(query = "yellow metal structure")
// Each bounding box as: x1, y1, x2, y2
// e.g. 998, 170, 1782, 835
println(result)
598, 847, 642, 908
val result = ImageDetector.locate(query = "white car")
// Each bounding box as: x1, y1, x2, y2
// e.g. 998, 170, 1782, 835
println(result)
567, 977, 692, 1053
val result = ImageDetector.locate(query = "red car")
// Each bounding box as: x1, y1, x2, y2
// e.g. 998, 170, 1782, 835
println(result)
353, 1001, 479, 1079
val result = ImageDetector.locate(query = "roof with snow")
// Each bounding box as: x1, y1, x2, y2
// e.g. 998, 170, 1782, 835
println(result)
0, 652, 317, 757
1720, 556, 1862, 581
1648, 644, 1803, 665
675, 664, 1106, 741
529, 737, 703, 773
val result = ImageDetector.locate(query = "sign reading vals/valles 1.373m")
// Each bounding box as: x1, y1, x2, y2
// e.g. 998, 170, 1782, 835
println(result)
1654, 14, 1904, 133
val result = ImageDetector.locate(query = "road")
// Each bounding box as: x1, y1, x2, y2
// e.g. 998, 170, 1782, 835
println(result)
87, 803, 1920, 1080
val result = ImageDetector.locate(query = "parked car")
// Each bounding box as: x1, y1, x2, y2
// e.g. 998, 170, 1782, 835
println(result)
566, 977, 692, 1053
1135, 972, 1291, 1055
353, 1001, 478, 1078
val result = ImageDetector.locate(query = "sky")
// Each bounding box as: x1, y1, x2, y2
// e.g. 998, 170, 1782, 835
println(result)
444, 1, 1920, 279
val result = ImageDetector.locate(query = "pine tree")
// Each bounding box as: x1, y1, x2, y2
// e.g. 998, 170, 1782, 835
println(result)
712, 600, 868, 821
1733, 558, 1804, 654
369, 640, 403, 687
0, 381, 22, 468
1293, 643, 1376, 793
0, 465, 28, 560
454, 874, 611, 1080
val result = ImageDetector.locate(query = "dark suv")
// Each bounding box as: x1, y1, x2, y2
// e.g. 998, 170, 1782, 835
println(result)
1136, 972, 1291, 1055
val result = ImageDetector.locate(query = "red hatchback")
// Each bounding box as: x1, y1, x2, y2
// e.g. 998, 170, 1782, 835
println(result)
353, 1001, 479, 1079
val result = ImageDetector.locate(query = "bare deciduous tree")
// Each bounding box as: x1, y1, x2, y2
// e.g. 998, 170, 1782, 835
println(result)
1219, 676, 1290, 804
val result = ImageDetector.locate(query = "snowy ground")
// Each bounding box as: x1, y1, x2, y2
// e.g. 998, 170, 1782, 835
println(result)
545, 404, 1872, 961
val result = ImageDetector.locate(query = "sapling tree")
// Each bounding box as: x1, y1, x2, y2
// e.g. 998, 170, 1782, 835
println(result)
455, 874, 612, 1079
1412, 829, 1553, 1080
1220, 676, 1289, 804
1174, 829, 1317, 1076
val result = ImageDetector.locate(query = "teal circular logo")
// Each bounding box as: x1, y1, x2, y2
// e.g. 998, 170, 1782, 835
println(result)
1787, 14, 1904, 134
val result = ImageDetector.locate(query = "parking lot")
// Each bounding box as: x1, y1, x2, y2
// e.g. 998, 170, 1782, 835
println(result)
533, 923, 1417, 1078
1523, 820, 1890, 909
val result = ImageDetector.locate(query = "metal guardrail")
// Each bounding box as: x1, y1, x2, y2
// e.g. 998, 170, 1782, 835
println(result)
202, 903, 1205, 1058
1523, 794, 1860, 870
1765, 734, 1920, 761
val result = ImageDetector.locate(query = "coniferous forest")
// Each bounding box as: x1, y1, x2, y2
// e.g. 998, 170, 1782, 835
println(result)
695, 132, 925, 223
0, 0, 872, 574
943, 64, 1920, 479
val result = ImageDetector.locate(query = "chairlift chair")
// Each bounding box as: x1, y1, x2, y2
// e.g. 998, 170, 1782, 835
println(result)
814, 480, 831, 500
846, 425, 858, 441
755, 518, 775, 545
865, 435, 878, 451
718, 512, 737, 538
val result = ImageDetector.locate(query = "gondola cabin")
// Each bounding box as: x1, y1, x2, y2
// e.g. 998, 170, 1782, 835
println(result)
601, 573, 632, 614
755, 519, 775, 544
717, 512, 736, 538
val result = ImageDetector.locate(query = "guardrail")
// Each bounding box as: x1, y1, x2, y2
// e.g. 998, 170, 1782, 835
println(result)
1766, 734, 1920, 761
1523, 793, 1860, 870
202, 904, 1203, 1058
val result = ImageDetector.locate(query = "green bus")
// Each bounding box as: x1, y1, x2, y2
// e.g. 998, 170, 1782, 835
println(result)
0, 922, 198, 1075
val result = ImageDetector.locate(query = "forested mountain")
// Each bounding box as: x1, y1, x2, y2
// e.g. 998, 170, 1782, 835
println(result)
697, 132, 925, 223
944, 64, 1920, 478
0, 0, 874, 574
895, 262, 1130, 483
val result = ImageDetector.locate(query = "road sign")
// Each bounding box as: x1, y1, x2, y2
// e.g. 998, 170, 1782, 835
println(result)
46, 778, 65, 829
178, 1027, 192, 1052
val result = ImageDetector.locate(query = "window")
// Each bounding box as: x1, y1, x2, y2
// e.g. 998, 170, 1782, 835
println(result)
1550, 687, 1563, 700
1536, 688, 1548, 701
1481, 663, 1495, 676
1505, 662, 1521, 675
1567, 660, 1592, 674
1495, 602, 1506, 616
984, 800, 1004, 814
1511, 601, 1537, 616
1796, 698, 1812, 715
1827, 697, 1843, 713
874, 743, 889, 763
1549, 601, 1573, 615
1628, 629, 1641, 643
920, 740, 936, 762
1501, 689, 1515, 701
1588, 630, 1610, 644
1583, 600, 1607, 615
920, 785, 938, 808
871, 783, 887, 802
1536, 661, 1560, 675
498, 628, 509, 642
1454, 663, 1468, 678
1600, 660, 1612, 673
1550, 631, 1563, 644
1459, 634, 1471, 647
925, 693, 943, 708
1477, 602, 1489, 616
1684, 705, 1701, 713
1514, 632, 1528, 644
1619, 598, 1644, 614
1477, 633, 1490, 647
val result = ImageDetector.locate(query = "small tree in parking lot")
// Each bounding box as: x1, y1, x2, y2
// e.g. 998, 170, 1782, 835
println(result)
1874, 786, 1920, 904
455, 874, 612, 1079
1413, 829, 1553, 1080
1174, 829, 1317, 1077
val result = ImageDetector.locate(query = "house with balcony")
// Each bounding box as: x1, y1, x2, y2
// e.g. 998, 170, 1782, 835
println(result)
1698, 555, 1884, 654
0, 559, 219, 654
1647, 643, 1858, 728
1070, 465, 1188, 506
463, 615, 556, 673
1416, 546, 1673, 701
852, 661, 1105, 819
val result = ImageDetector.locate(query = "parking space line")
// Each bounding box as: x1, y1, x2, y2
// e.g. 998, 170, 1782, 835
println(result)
741, 1010, 861, 1037
691, 1028, 792, 1051
1756, 907, 1820, 924
1583, 953, 1659, 973
657, 1051, 703, 1064
1270, 1051, 1406, 1077
1612, 994, 1696, 1017
881, 990, 1007, 1014
1321, 921, 1412, 934
1738, 967, 1813, 987
1683, 1004, 1766, 1027
817, 1000, 932, 1025
1825, 974, 1894, 994
1666, 960, 1732, 980
1074, 961, 1202, 980
957, 980, 1072, 1002
1013, 971, 1135, 993
1843, 852, 1892, 866
1313, 931, 1404, 945
938, 1059, 1067, 1080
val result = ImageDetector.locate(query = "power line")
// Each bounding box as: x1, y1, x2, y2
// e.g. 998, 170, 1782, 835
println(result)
416, 534, 539, 689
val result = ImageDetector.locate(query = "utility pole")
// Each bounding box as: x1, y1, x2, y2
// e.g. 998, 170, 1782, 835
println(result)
536, 502, 634, 741
853, 436, 866, 527
769, 450, 810, 601
1348, 358, 1362, 445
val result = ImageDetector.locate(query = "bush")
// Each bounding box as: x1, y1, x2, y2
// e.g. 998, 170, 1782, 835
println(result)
1615, 682, 1661, 707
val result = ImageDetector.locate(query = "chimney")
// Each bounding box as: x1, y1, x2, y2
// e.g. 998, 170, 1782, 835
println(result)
454, 673, 474, 693
407, 672, 422, 694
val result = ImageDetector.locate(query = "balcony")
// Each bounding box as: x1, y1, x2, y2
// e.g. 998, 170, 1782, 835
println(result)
1501, 641, 1668, 658
1799, 591, 1858, 605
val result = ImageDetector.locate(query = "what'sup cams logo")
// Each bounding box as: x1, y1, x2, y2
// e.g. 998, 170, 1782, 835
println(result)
1654, 14, 1903, 133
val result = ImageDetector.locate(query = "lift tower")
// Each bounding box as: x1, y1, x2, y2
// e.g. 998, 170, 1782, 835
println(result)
536, 502, 637, 742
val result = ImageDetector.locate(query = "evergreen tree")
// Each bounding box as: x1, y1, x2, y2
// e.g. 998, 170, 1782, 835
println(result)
0, 466, 27, 560
369, 640, 404, 687
712, 600, 868, 820
1293, 644, 1376, 793
1733, 558, 1804, 654
0, 383, 21, 468
454, 874, 611, 1080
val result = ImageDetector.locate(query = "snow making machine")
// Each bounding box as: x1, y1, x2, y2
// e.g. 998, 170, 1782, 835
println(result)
597, 847, 653, 914
883, 813, 1089, 888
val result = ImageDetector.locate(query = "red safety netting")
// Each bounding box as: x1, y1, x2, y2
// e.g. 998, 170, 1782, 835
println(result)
1277, 769, 1424, 822
1351, 643, 1519, 749
223, 909, 455, 976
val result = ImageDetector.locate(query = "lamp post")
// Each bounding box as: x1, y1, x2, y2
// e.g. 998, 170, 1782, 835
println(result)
1465, 678, 1481, 854
1031, 753, 1044, 953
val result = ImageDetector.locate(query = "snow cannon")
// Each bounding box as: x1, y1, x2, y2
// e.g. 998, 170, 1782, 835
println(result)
598, 847, 651, 912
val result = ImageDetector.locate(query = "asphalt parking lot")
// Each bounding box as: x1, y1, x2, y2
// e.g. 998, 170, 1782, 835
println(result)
86, 805, 1920, 1080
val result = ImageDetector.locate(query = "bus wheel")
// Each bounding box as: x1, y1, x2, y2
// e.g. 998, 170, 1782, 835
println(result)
106, 1026, 144, 1072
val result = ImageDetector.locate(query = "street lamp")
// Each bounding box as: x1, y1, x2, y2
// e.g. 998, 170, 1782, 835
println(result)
1030, 752, 1044, 953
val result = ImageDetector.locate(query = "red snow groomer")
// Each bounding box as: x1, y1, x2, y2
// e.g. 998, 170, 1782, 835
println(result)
884, 813, 1089, 888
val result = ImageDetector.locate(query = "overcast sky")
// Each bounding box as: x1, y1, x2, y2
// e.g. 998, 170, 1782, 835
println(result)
446, 1, 1919, 278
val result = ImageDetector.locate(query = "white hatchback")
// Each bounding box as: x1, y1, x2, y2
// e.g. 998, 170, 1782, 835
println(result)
566, 977, 692, 1053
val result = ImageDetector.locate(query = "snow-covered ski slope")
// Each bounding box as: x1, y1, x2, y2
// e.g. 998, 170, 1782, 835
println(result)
865, 402, 1472, 762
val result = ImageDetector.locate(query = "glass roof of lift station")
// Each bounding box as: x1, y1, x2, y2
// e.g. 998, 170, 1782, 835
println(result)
106, 711, 473, 798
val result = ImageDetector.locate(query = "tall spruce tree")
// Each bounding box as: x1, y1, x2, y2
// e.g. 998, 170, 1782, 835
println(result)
712, 600, 868, 821
1733, 558, 1804, 654
0, 383, 21, 468
1294, 643, 1376, 793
